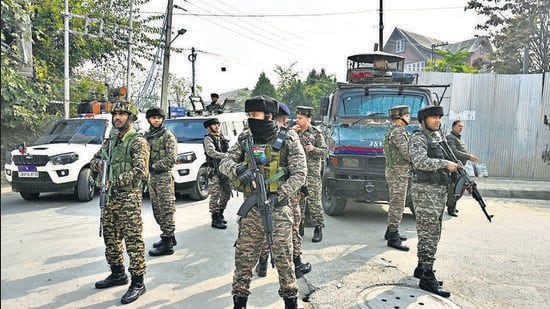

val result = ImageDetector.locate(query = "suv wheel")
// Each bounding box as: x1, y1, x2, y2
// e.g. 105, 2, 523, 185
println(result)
322, 176, 347, 216
190, 166, 209, 200
20, 192, 40, 201
76, 168, 95, 201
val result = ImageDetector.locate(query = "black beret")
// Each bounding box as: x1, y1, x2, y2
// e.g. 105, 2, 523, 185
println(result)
146, 107, 165, 119
296, 106, 314, 118
203, 118, 220, 128
418, 106, 444, 121
244, 95, 279, 115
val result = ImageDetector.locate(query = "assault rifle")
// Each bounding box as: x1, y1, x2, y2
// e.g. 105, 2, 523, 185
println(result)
99, 138, 112, 237
438, 131, 493, 222
239, 134, 275, 268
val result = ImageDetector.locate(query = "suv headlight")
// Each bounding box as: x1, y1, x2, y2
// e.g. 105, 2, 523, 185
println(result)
176, 152, 196, 164
50, 152, 79, 165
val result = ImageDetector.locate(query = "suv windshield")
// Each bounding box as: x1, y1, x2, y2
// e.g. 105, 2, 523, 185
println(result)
33, 119, 108, 145
338, 90, 426, 118
165, 119, 207, 143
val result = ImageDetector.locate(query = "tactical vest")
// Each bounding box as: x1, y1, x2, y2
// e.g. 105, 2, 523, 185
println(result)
111, 130, 142, 191
147, 128, 167, 170
383, 125, 408, 167
413, 130, 451, 184
205, 134, 229, 171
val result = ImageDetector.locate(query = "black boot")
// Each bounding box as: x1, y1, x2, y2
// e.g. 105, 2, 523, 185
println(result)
121, 274, 146, 304
211, 213, 227, 229
447, 207, 458, 217
153, 236, 177, 248
414, 264, 443, 285
419, 268, 450, 297
220, 211, 228, 224
387, 231, 410, 251
95, 264, 128, 289
149, 236, 175, 256
294, 256, 312, 278
255, 255, 268, 277
384, 227, 407, 241
312, 226, 323, 243
233, 295, 248, 309
284, 297, 298, 309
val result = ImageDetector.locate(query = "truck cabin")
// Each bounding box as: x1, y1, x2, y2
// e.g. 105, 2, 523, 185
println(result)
346, 52, 414, 84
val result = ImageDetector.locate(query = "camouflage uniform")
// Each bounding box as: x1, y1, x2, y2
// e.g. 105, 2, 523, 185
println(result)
383, 123, 410, 232
409, 128, 450, 269
91, 128, 149, 276
204, 132, 231, 216
220, 127, 307, 299
146, 127, 177, 239
297, 125, 328, 228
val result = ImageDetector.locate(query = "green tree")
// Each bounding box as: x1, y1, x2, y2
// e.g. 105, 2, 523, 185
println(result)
303, 68, 337, 111
425, 48, 480, 73
466, 0, 549, 73
273, 62, 299, 99
251, 72, 278, 99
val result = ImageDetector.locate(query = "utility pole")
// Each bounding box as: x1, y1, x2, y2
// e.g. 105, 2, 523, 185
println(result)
160, 0, 174, 115
378, 0, 384, 51
126, 0, 134, 98
188, 47, 197, 96
63, 0, 70, 119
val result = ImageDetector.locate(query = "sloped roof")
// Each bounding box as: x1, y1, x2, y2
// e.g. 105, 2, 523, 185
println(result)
396, 28, 446, 49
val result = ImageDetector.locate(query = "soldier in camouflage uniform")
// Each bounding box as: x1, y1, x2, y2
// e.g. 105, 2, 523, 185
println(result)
409, 105, 461, 298
292, 106, 328, 243
445, 120, 479, 216
203, 117, 231, 230
255, 102, 312, 279
383, 105, 411, 252
220, 96, 306, 309
90, 100, 149, 304
145, 107, 178, 256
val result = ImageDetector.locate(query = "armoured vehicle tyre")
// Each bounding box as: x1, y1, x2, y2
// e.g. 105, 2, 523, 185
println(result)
76, 168, 95, 202
190, 165, 209, 200
20, 192, 40, 201
322, 176, 347, 216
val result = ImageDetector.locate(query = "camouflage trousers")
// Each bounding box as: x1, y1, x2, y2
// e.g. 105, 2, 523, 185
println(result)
260, 193, 303, 260
149, 172, 176, 237
411, 183, 447, 269
385, 166, 410, 231
301, 175, 324, 227
208, 174, 231, 214
103, 190, 145, 276
233, 204, 297, 298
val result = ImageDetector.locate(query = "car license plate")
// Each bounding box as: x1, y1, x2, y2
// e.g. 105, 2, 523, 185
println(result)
18, 165, 39, 178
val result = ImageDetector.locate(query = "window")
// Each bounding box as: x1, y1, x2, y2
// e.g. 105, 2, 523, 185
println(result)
406, 61, 425, 72
396, 39, 405, 53
337, 90, 427, 118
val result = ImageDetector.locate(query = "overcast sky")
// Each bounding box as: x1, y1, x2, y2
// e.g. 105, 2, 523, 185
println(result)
141, 0, 485, 101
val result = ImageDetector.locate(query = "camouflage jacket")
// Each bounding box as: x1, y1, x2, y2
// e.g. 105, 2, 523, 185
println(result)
384, 124, 410, 168
409, 128, 449, 173
297, 125, 328, 176
146, 127, 177, 173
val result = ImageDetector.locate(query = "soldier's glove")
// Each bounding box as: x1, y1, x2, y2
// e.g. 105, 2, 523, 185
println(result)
300, 186, 309, 197
236, 165, 255, 185
267, 193, 278, 208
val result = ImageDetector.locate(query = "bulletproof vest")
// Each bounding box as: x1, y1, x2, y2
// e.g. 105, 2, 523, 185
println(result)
146, 128, 167, 168
235, 133, 288, 195
205, 133, 229, 171
413, 130, 451, 184
383, 124, 408, 167
110, 130, 142, 191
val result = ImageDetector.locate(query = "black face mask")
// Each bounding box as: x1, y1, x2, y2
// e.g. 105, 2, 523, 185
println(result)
248, 118, 277, 144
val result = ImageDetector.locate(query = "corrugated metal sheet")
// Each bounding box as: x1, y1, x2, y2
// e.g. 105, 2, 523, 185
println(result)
417, 72, 549, 180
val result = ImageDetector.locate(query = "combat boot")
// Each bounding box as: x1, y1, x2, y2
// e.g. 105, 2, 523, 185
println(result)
414, 264, 443, 285
447, 207, 458, 217
220, 210, 228, 224
95, 264, 128, 289
294, 256, 312, 278
384, 227, 407, 241
387, 231, 409, 251
312, 226, 323, 243
419, 268, 450, 298
149, 236, 174, 256
233, 295, 248, 309
153, 236, 177, 248
121, 274, 146, 304
283, 297, 298, 309
211, 212, 227, 229
255, 255, 268, 277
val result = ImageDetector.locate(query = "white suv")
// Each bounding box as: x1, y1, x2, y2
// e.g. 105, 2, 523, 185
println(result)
164, 112, 247, 200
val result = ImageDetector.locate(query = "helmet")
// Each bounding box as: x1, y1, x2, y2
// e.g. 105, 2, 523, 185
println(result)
278, 102, 291, 116
388, 105, 410, 119
146, 107, 165, 119
245, 95, 279, 115
210, 93, 219, 98
417, 106, 444, 122
203, 118, 220, 128
111, 101, 138, 118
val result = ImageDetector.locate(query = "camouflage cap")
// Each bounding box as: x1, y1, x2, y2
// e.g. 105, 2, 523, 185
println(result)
111, 101, 138, 117
296, 106, 314, 118
388, 105, 410, 119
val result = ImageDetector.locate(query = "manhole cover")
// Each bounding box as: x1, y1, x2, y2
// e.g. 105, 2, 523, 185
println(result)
357, 285, 460, 309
